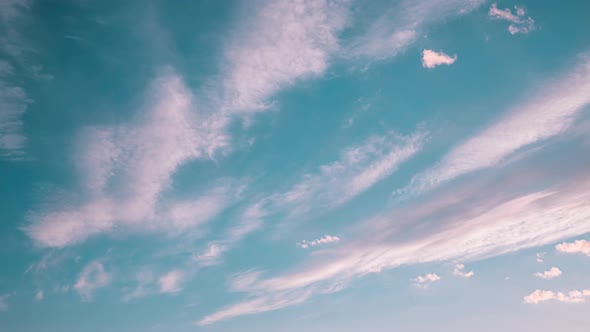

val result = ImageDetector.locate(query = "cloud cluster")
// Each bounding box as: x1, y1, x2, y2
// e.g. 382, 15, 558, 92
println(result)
421, 49, 457, 68
297, 235, 341, 249
412, 273, 440, 288
488, 3, 535, 35
534, 267, 562, 280
524, 289, 590, 304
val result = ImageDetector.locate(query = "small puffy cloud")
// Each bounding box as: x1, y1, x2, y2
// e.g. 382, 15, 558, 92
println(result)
412, 273, 440, 288
453, 264, 474, 278
35, 290, 44, 301
536, 252, 545, 263
159, 270, 184, 293
74, 261, 111, 301
297, 235, 340, 249
524, 289, 590, 304
534, 267, 562, 280
556, 240, 590, 256
488, 3, 535, 35
421, 49, 457, 69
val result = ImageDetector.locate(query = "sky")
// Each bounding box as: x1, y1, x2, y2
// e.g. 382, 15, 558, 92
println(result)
1, 0, 590, 331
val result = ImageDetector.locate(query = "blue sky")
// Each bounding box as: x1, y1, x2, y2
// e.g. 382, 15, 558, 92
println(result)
1, 0, 590, 331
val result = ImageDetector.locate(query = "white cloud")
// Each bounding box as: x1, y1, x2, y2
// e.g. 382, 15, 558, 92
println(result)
35, 290, 43, 301
74, 261, 111, 301
200, 173, 590, 323
524, 289, 590, 304
274, 130, 425, 218
25, 72, 236, 248
193, 243, 227, 266
0, 81, 30, 159
297, 235, 340, 249
159, 270, 184, 293
406, 56, 590, 195
421, 49, 457, 69
536, 252, 545, 263
555, 240, 590, 256
412, 273, 440, 288
453, 264, 474, 278
534, 267, 562, 280
488, 3, 535, 35
221, 0, 349, 112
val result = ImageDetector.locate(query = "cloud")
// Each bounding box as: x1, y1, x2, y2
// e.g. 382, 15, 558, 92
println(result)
274, 130, 425, 218
405, 55, 590, 195
297, 235, 341, 249
421, 49, 457, 68
159, 270, 184, 293
346, 0, 484, 61
25, 72, 236, 248
524, 289, 590, 304
35, 290, 43, 301
452, 264, 474, 278
488, 3, 535, 35
193, 243, 227, 266
555, 240, 590, 256
74, 261, 111, 301
534, 267, 562, 280
412, 273, 440, 288
221, 0, 349, 112
536, 252, 545, 263
200, 169, 590, 323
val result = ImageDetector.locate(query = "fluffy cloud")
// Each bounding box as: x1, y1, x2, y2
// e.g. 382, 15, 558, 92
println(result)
74, 261, 111, 301
412, 273, 440, 288
159, 270, 184, 293
297, 235, 341, 249
488, 3, 535, 35
452, 264, 474, 278
524, 289, 590, 304
534, 267, 562, 280
421, 49, 457, 68
555, 240, 590, 256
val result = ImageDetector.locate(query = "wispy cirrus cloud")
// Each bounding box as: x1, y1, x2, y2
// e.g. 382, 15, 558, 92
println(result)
524, 289, 590, 304
25, 72, 238, 248
556, 240, 590, 257
488, 3, 535, 35
74, 261, 111, 301
534, 267, 562, 280
159, 270, 184, 294
346, 0, 484, 61
421, 49, 457, 69
221, 0, 349, 112
404, 55, 590, 196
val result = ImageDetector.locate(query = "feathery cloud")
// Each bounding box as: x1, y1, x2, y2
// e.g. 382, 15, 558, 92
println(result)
421, 49, 457, 69
159, 270, 184, 293
534, 267, 562, 280
74, 261, 111, 301
524, 289, 590, 304
555, 240, 590, 256
405, 56, 590, 195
